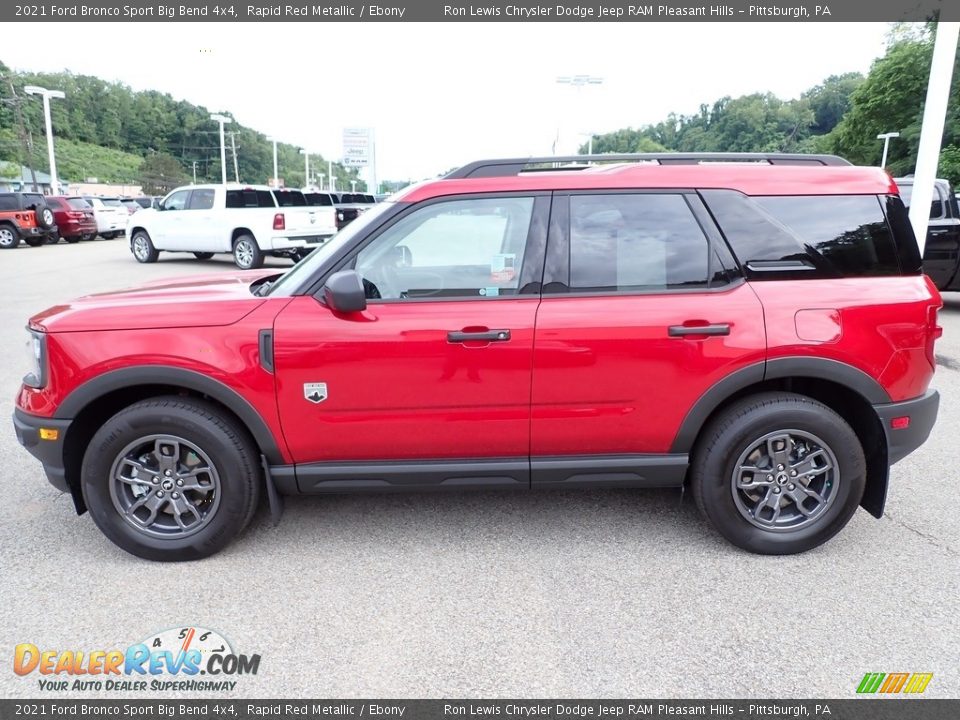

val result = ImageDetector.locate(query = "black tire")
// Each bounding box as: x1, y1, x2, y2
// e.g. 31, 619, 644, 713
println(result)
24, 237, 45, 247
690, 392, 865, 555
0, 224, 19, 249
83, 233, 98, 241
46, 233, 60, 245
233, 234, 263, 270
64, 236, 81, 244
81, 397, 261, 561
193, 252, 214, 260
130, 230, 159, 263
102, 231, 117, 239
36, 206, 55, 229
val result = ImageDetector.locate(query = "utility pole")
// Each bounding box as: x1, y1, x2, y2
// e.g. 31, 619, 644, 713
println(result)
5, 78, 40, 192
24, 85, 66, 194
192, 161, 198, 184
229, 132, 240, 182
328, 160, 334, 192
210, 115, 230, 185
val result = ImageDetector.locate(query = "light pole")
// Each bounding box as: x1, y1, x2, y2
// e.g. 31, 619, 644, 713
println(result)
556, 75, 603, 155
210, 114, 231, 185
318, 173, 325, 190
877, 132, 900, 169
24, 85, 65, 194
300, 149, 310, 189
328, 160, 334, 192
267, 136, 279, 187
350, 180, 357, 193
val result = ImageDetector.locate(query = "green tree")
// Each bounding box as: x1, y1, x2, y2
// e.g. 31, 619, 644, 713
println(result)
138, 152, 189, 194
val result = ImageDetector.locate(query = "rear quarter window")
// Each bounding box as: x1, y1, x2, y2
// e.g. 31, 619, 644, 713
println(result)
702, 191, 902, 279
273, 191, 307, 207
67, 198, 91, 210
226, 190, 276, 208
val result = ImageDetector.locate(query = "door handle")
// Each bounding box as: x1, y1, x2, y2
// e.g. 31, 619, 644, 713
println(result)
668, 324, 730, 337
448, 329, 511, 343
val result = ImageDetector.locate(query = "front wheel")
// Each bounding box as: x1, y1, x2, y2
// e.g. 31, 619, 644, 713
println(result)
233, 234, 263, 270
0, 225, 19, 249
690, 392, 865, 555
24, 237, 45, 247
131, 230, 159, 263
81, 397, 261, 561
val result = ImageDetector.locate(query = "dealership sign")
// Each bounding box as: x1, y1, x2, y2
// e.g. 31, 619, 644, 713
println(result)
342, 127, 372, 167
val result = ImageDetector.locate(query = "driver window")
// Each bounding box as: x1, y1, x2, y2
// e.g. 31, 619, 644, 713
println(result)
164, 190, 189, 211
354, 197, 534, 300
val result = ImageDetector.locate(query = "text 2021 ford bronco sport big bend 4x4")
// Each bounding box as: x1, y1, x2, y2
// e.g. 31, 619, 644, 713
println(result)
14, 153, 942, 561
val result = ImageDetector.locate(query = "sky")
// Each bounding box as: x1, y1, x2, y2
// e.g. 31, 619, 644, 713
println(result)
3, 22, 893, 183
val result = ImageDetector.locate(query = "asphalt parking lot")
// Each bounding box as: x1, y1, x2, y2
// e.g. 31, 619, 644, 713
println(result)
1, 237, 958, 699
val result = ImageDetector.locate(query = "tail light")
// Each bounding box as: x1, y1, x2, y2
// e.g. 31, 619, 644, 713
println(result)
67, 211, 85, 219
926, 304, 943, 369
273, 213, 285, 230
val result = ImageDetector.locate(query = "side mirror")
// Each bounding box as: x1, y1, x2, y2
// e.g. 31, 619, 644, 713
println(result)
323, 270, 367, 313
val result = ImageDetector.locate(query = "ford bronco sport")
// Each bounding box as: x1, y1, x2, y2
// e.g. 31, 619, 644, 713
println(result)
14, 153, 942, 561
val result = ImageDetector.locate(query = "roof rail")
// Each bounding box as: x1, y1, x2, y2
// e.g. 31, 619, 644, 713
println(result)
445, 153, 852, 179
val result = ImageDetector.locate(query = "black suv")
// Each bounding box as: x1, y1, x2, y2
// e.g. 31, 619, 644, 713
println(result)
896, 177, 960, 291
0, 192, 57, 249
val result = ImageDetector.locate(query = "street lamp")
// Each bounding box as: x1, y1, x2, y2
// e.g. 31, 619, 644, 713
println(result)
210, 114, 231, 185
556, 75, 604, 155
350, 180, 357, 193
877, 132, 900, 169
300, 149, 310, 189
267, 136, 279, 187
24, 85, 65, 194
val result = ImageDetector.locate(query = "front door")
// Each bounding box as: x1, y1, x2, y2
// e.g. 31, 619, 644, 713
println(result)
272, 194, 549, 489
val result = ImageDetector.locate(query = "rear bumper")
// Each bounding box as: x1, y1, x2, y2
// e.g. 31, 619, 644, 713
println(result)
13, 408, 72, 493
270, 234, 334, 250
874, 389, 940, 465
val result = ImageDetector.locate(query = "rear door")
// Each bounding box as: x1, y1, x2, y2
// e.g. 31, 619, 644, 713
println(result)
272, 193, 549, 488
529, 191, 766, 487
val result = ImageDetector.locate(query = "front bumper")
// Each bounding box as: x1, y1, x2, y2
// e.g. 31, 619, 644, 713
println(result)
873, 389, 940, 465
13, 408, 72, 493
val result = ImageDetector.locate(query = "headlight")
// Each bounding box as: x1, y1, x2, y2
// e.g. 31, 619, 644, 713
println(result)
23, 329, 47, 388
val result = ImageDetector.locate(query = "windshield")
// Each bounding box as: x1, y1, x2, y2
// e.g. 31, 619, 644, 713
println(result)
266, 201, 398, 297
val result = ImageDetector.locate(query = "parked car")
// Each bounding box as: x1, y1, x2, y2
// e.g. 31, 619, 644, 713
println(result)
13, 153, 942, 561
120, 199, 142, 215
894, 176, 960, 292
44, 196, 98, 243
0, 191, 57, 248
83, 196, 128, 239
126, 184, 337, 269
132, 196, 159, 210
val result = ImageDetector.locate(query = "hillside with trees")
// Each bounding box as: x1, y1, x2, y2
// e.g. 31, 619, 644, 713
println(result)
0, 60, 358, 190
585, 24, 960, 185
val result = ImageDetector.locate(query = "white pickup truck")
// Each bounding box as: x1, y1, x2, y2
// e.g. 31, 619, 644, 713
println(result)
126, 184, 338, 269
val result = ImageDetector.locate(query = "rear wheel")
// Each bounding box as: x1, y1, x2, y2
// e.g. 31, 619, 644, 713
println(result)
24, 237, 45, 247
102, 231, 117, 239
83, 233, 98, 241
233, 234, 263, 270
64, 236, 81, 244
0, 225, 19, 249
81, 397, 261, 561
45, 233, 60, 245
131, 230, 159, 263
193, 252, 214, 260
690, 392, 865, 555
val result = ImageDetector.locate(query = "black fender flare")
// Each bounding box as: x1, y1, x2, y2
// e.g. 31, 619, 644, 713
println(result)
669, 356, 891, 454
55, 365, 285, 464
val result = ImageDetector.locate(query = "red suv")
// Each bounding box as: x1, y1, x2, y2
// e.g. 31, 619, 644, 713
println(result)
44, 196, 98, 243
13, 153, 942, 561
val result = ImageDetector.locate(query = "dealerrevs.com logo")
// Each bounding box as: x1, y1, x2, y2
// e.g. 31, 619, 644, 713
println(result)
14, 626, 261, 692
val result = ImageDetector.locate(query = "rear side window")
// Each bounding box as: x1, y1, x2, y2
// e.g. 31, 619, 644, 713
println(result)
0, 196, 17, 211
23, 194, 45, 209
100, 198, 122, 207
67, 198, 91, 210
226, 190, 276, 208
703, 191, 901, 278
273, 190, 307, 207
568, 194, 711, 292
188, 189, 216, 210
